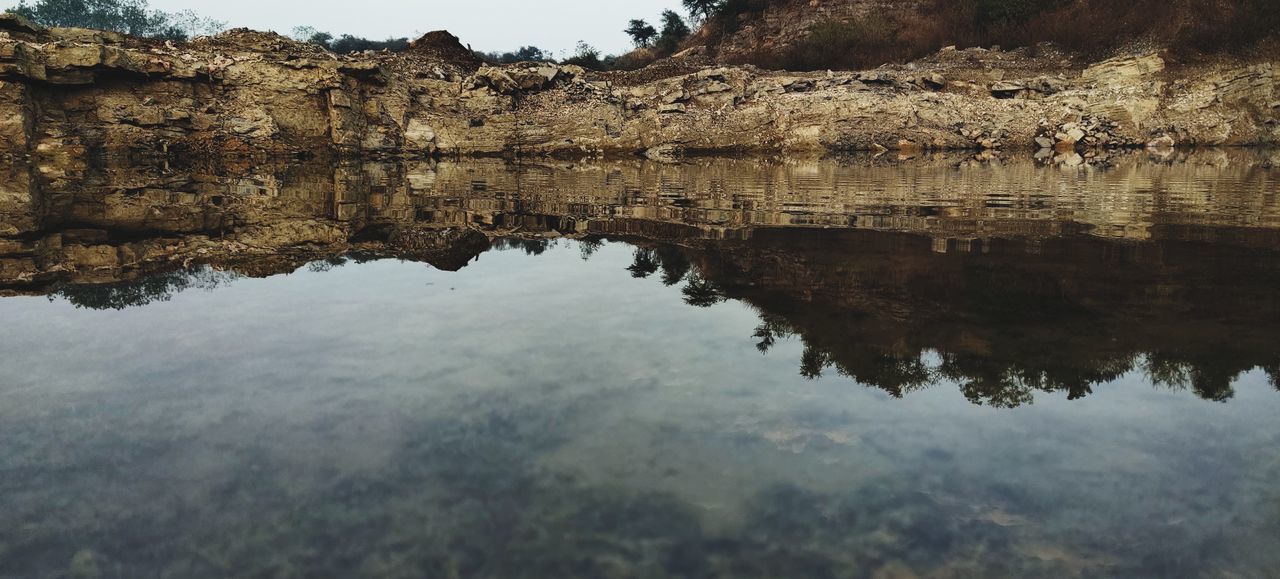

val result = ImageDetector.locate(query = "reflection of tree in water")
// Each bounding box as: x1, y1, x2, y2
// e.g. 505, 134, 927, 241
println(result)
752, 315, 789, 354
307, 255, 350, 272
627, 247, 660, 278
940, 351, 1135, 408
753, 313, 934, 394
750, 306, 1275, 406
797, 345, 933, 395
681, 273, 726, 308
52, 267, 239, 310
623, 243, 716, 305
657, 247, 692, 286
798, 345, 831, 380
577, 237, 604, 261
624, 239, 1280, 408
1143, 353, 1266, 402
625, 245, 693, 287
492, 237, 556, 255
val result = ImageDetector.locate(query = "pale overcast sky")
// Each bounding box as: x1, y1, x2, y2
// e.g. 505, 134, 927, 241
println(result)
13, 0, 688, 56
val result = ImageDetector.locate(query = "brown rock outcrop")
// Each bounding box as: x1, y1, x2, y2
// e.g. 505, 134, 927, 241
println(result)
0, 14, 1276, 160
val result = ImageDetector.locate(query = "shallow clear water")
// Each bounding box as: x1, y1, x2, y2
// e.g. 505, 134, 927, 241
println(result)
1, 152, 1279, 578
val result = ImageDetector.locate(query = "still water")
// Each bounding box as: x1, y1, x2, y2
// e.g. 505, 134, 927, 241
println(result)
1, 151, 1279, 578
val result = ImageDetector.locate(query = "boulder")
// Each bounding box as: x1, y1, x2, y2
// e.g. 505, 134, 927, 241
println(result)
697, 81, 733, 96
503, 65, 565, 91
920, 73, 946, 89
49, 27, 125, 45
404, 119, 438, 153
662, 89, 689, 104
471, 66, 519, 94
469, 64, 572, 94
1081, 53, 1165, 86
856, 70, 897, 85
337, 61, 383, 81
990, 81, 1027, 99
694, 68, 729, 82
0, 13, 43, 36
783, 79, 814, 93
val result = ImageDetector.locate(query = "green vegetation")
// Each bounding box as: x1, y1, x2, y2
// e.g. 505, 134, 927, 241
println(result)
290, 26, 409, 53
7, 0, 225, 40
625, 19, 658, 48
476, 46, 553, 64
614, 7, 695, 69
53, 267, 237, 310
565, 6, 696, 72
709, 0, 779, 33
682, 0, 722, 22
561, 41, 609, 69
655, 9, 692, 53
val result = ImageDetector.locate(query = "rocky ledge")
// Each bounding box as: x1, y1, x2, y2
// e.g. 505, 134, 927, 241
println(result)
0, 13, 1276, 161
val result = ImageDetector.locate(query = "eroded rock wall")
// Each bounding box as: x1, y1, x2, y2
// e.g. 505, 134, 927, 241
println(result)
0, 14, 1276, 162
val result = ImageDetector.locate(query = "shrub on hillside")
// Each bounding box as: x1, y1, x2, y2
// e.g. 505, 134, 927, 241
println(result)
655, 9, 693, 54
1180, 0, 1280, 53
993, 0, 1279, 57
733, 16, 902, 71
612, 48, 660, 71
709, 0, 784, 34
562, 41, 605, 70
728, 0, 1278, 71
974, 0, 1064, 26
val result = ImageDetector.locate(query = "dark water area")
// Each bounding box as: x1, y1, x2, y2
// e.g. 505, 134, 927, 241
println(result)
1, 151, 1279, 578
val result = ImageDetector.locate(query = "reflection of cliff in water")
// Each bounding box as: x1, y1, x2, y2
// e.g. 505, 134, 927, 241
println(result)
5, 151, 1280, 404
4, 150, 1279, 287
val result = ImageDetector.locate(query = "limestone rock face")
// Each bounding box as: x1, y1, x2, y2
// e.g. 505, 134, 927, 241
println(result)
0, 164, 36, 237
0, 13, 1275, 161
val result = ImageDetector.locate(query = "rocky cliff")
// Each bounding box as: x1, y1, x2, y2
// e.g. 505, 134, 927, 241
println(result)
0, 13, 1277, 161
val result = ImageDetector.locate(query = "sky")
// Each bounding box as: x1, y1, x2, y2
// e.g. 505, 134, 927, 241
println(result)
4, 0, 688, 56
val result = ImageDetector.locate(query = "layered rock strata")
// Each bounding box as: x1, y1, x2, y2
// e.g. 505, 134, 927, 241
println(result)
0, 14, 1276, 161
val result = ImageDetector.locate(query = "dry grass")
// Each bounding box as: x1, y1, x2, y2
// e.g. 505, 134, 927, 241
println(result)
612, 48, 660, 71
719, 0, 1279, 71
1006, 0, 1280, 57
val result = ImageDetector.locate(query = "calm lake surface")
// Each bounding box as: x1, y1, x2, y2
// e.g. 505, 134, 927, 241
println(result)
1, 151, 1279, 578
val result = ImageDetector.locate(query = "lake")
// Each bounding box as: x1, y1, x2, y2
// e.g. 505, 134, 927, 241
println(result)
1, 150, 1278, 578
